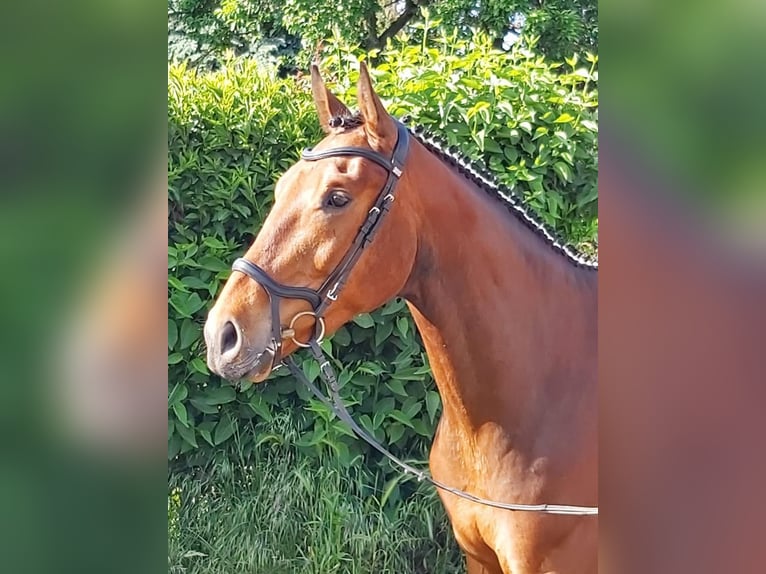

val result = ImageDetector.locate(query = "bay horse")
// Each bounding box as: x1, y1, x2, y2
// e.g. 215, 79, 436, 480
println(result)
205, 64, 598, 573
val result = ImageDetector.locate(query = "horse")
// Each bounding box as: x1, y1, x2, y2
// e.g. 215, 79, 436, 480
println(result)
599, 134, 766, 574
205, 63, 598, 574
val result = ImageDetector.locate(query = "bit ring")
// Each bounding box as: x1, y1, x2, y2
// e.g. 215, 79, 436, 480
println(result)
285, 311, 326, 348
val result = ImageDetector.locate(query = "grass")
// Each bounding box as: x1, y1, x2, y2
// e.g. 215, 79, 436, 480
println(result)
168, 449, 464, 573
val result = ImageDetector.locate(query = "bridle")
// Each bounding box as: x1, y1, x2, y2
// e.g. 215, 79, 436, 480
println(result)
231, 119, 410, 365
229, 119, 598, 516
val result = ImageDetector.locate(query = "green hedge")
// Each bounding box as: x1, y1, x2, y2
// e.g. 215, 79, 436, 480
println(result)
168, 32, 598, 499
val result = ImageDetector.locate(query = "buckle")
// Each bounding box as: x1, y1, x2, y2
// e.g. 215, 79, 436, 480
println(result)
327, 282, 341, 301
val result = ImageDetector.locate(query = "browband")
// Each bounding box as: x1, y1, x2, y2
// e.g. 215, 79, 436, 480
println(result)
301, 146, 396, 174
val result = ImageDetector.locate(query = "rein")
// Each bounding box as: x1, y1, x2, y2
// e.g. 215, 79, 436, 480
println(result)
231, 120, 598, 516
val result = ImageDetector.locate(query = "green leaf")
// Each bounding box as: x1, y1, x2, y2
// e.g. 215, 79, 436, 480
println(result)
381, 298, 406, 315
581, 119, 598, 132
172, 402, 189, 427
503, 146, 519, 164
248, 396, 272, 421
176, 420, 198, 448
359, 414, 374, 434
202, 236, 227, 249
168, 247, 178, 269
168, 383, 188, 405
330, 420, 356, 439
332, 326, 351, 346
385, 378, 408, 397
296, 426, 327, 447
196, 256, 230, 273
403, 402, 422, 419
190, 357, 209, 375
467, 100, 490, 120
168, 434, 182, 460
445, 122, 471, 137
374, 319, 394, 348
168, 276, 188, 293
554, 113, 575, 124
204, 386, 237, 405
472, 129, 486, 151
358, 362, 384, 376
353, 313, 374, 328
396, 317, 409, 339
388, 422, 405, 443
391, 366, 424, 381
198, 428, 214, 446
484, 138, 502, 154
553, 161, 573, 183
170, 292, 206, 318
238, 378, 253, 392
213, 415, 236, 445
190, 398, 219, 414
325, 438, 350, 464
302, 359, 320, 382
197, 421, 217, 446
179, 319, 199, 350
180, 276, 210, 290
389, 410, 415, 428
411, 417, 432, 437
426, 390, 441, 423
168, 319, 178, 350
168, 353, 183, 365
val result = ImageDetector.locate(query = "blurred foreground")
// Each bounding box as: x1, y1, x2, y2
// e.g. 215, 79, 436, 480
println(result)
601, 1, 766, 572
0, 1, 165, 572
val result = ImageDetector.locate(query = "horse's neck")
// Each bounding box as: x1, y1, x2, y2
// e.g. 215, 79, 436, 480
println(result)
400, 143, 597, 452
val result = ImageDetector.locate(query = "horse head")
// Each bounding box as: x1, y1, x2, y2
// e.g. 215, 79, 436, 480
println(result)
205, 64, 418, 382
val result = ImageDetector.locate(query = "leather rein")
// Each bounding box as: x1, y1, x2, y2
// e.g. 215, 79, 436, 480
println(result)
230, 119, 598, 516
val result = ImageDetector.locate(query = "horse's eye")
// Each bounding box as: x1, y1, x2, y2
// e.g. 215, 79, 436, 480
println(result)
325, 191, 351, 208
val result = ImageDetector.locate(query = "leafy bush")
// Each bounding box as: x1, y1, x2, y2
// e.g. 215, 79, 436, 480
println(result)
324, 28, 598, 243
168, 31, 598, 503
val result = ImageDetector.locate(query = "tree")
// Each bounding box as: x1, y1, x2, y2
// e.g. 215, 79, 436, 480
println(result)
169, 0, 597, 68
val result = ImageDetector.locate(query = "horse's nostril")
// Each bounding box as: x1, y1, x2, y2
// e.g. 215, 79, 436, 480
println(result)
220, 320, 240, 355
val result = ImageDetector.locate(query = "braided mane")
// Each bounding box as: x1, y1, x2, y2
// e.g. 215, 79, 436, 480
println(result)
329, 114, 598, 269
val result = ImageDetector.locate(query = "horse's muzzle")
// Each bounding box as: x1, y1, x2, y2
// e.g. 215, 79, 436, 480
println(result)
204, 314, 276, 382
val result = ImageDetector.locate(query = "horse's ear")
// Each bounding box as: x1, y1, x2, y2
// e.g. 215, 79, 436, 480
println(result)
357, 62, 397, 148
311, 64, 350, 134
